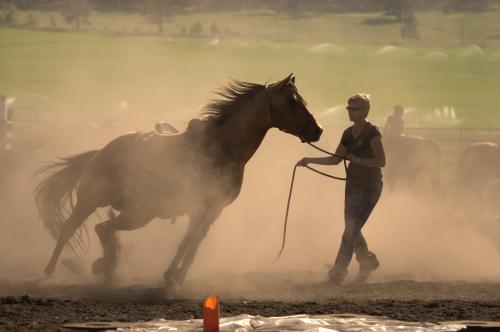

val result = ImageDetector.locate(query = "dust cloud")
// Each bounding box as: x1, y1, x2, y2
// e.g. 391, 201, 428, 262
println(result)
0, 77, 499, 302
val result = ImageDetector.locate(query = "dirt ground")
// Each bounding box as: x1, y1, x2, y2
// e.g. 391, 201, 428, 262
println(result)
1, 277, 499, 331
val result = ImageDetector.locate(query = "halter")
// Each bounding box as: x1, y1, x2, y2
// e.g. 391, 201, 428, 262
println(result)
264, 86, 309, 142
264, 85, 348, 160
264, 85, 349, 261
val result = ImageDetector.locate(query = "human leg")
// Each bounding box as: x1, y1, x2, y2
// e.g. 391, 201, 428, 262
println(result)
329, 181, 382, 284
353, 181, 383, 283
329, 181, 363, 283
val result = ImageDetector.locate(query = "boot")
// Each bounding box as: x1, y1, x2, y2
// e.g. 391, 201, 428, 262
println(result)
328, 267, 347, 285
354, 252, 379, 284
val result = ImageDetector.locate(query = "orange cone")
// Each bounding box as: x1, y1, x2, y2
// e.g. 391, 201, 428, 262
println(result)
203, 295, 219, 332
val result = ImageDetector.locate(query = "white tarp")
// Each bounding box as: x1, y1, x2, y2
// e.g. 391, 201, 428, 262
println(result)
108, 314, 466, 332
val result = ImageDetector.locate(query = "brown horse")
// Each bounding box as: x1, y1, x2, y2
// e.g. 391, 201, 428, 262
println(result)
34, 74, 322, 287
458, 142, 500, 181
455, 142, 500, 217
383, 135, 442, 193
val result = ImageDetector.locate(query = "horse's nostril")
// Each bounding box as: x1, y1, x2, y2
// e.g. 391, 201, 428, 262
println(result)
314, 126, 323, 139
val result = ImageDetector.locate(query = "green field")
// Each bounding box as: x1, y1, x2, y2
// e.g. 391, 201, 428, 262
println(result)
1, 9, 500, 128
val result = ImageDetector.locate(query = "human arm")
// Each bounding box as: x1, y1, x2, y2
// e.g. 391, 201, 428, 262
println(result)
347, 136, 386, 168
297, 144, 347, 166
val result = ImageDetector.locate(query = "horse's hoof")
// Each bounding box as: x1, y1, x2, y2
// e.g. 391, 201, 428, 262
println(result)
164, 271, 179, 288
44, 264, 55, 276
61, 257, 85, 276
92, 258, 107, 275
164, 277, 180, 290
163, 270, 174, 281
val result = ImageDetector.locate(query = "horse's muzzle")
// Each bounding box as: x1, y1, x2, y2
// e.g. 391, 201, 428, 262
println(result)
301, 125, 323, 143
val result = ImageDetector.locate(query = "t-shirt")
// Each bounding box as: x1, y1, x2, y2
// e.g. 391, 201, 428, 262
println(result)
340, 122, 382, 186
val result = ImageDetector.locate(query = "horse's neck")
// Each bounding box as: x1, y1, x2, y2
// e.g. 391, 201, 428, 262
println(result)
216, 96, 270, 165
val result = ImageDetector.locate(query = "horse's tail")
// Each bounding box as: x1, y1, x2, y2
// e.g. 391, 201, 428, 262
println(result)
34, 150, 99, 253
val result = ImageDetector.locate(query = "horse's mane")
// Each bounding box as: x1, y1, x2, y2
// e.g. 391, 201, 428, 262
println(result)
200, 80, 266, 126
186, 77, 297, 137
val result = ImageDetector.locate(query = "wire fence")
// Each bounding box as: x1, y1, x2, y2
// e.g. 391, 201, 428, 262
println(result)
3, 119, 500, 160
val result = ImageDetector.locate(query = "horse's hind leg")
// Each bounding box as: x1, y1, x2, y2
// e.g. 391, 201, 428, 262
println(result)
45, 205, 94, 276
93, 210, 153, 277
92, 219, 120, 277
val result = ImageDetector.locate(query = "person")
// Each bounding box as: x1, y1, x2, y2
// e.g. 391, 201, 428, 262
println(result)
0, 95, 6, 133
383, 105, 405, 137
298, 93, 386, 284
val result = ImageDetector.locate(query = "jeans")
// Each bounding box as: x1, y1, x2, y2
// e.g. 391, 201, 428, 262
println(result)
331, 179, 383, 275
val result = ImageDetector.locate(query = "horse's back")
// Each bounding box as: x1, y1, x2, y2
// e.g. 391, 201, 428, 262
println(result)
461, 141, 498, 157
403, 135, 440, 156
76, 131, 191, 207
97, 130, 188, 159
384, 134, 442, 190
385, 134, 441, 164
459, 142, 500, 177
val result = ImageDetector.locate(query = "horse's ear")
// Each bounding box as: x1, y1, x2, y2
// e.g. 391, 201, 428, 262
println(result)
275, 73, 294, 89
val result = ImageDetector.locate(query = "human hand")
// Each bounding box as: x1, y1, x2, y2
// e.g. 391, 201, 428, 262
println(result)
346, 154, 357, 163
297, 158, 309, 167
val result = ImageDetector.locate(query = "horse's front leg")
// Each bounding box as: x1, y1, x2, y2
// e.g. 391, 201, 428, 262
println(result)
163, 219, 198, 285
164, 207, 221, 287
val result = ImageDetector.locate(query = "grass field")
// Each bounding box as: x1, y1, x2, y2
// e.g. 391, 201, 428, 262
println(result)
1, 8, 500, 128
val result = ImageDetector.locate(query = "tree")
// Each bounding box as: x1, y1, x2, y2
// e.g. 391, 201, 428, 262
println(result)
25, 11, 37, 28
62, 0, 91, 31
50, 14, 56, 28
210, 21, 219, 35
189, 21, 202, 35
1, 4, 18, 26
145, 0, 182, 34
285, 0, 300, 17
385, 0, 412, 21
400, 6, 420, 41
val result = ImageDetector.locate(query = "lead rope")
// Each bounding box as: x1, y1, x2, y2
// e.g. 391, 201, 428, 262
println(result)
275, 143, 348, 260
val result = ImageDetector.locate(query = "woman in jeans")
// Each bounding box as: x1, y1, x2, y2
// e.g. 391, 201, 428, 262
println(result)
298, 93, 386, 284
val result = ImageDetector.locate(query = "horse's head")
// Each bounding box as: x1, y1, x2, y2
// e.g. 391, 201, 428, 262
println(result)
266, 74, 322, 143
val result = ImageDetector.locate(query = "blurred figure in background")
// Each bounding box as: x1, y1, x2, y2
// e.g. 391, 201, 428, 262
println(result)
0, 95, 7, 134
0, 94, 13, 150
383, 105, 405, 138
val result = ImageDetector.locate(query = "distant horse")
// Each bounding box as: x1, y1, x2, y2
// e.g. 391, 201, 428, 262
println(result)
383, 135, 442, 193
34, 74, 323, 287
455, 142, 500, 217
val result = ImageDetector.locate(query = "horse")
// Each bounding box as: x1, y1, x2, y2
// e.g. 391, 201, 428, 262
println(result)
383, 134, 442, 194
455, 142, 500, 218
34, 74, 323, 287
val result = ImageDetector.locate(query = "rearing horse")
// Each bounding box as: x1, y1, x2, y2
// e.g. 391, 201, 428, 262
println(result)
34, 74, 323, 287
